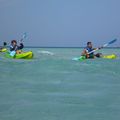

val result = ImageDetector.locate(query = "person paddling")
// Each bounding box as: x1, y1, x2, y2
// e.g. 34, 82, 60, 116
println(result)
0, 42, 7, 51
0, 42, 7, 48
10, 40, 24, 56
81, 42, 102, 59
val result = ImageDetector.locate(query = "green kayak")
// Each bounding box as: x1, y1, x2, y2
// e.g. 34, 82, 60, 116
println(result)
0, 48, 7, 52
5, 51, 33, 59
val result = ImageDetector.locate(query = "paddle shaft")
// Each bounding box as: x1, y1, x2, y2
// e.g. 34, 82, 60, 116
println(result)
88, 39, 117, 54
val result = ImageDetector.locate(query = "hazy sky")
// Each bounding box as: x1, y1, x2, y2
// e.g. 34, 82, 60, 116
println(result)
0, 0, 120, 47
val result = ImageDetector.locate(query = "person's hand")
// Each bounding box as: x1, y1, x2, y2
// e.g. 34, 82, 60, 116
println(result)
98, 46, 103, 49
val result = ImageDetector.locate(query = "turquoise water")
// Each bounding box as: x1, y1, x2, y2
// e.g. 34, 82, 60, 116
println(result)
0, 48, 120, 120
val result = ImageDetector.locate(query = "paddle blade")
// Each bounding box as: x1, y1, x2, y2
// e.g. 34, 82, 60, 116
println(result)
103, 39, 117, 47
22, 32, 27, 39
108, 39, 117, 45
21, 32, 27, 42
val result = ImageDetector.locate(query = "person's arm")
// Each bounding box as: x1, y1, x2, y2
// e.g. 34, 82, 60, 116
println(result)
93, 47, 103, 50
93, 48, 98, 50
18, 43, 24, 49
81, 49, 90, 58
81, 49, 88, 56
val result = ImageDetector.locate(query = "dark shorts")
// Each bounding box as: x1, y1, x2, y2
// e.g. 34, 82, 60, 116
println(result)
88, 54, 94, 59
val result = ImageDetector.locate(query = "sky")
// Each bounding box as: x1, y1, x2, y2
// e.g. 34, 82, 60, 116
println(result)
0, 0, 120, 47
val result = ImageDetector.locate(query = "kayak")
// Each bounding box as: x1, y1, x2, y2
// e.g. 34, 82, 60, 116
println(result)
72, 56, 86, 61
72, 54, 117, 61
103, 54, 117, 59
5, 51, 33, 59
0, 48, 7, 52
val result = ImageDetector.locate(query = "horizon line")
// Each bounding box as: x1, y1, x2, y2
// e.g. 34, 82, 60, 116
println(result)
1, 46, 120, 48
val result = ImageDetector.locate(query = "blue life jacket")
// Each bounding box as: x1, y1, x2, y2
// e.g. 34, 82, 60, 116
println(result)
10, 43, 24, 52
85, 47, 94, 55
10, 45, 18, 51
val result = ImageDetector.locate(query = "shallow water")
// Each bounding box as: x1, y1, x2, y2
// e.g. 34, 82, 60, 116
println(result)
0, 48, 120, 120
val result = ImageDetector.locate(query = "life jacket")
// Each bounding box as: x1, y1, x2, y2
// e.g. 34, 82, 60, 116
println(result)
85, 47, 94, 58
10, 45, 18, 51
85, 47, 94, 54
10, 43, 24, 51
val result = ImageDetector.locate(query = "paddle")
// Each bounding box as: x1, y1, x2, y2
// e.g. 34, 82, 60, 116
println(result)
20, 32, 27, 42
88, 39, 117, 54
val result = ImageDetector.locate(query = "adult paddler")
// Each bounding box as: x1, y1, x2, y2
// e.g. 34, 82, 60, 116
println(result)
81, 42, 102, 59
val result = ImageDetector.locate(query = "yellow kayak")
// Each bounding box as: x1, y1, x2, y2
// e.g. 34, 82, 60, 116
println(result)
73, 54, 117, 61
103, 54, 117, 59
0, 48, 7, 52
5, 51, 33, 59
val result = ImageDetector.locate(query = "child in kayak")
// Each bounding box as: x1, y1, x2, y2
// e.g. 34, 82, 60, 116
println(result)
10, 40, 24, 56
81, 42, 102, 59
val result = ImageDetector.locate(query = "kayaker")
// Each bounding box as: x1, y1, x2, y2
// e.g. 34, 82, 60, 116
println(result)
10, 40, 24, 55
0, 42, 7, 51
81, 42, 102, 59
0, 42, 7, 48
